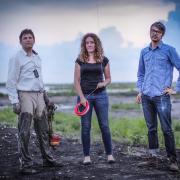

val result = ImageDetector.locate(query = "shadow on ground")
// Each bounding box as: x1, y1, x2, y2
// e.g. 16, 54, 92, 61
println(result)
0, 125, 180, 180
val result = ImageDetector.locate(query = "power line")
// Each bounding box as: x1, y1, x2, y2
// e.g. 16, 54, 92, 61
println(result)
96, 0, 100, 32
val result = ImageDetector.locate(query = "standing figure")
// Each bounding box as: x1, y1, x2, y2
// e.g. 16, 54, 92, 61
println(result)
6, 29, 62, 174
136, 22, 180, 171
74, 33, 115, 165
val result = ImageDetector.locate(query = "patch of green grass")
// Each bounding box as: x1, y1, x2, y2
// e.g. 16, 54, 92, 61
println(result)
109, 117, 147, 145
111, 103, 141, 110
0, 108, 17, 126
53, 112, 80, 137
47, 113, 180, 148
1, 108, 180, 147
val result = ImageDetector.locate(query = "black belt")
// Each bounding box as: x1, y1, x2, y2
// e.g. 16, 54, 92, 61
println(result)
18, 90, 44, 93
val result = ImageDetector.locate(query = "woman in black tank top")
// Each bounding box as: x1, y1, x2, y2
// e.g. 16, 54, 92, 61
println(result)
74, 33, 115, 165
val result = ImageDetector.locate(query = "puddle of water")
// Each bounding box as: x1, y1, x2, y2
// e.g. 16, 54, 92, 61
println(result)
56, 104, 73, 111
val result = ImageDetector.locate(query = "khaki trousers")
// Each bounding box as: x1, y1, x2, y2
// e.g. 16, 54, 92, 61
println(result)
18, 91, 54, 168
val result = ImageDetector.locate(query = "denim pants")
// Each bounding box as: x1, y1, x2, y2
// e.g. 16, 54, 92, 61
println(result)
142, 94, 176, 160
78, 90, 112, 156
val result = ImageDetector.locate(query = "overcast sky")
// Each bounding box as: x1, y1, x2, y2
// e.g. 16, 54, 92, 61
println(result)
0, 0, 180, 83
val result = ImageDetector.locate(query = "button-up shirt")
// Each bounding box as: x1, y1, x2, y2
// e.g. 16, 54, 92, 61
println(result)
6, 49, 44, 104
137, 41, 180, 97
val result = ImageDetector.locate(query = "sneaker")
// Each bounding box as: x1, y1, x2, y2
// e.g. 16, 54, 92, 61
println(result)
20, 167, 38, 175
83, 156, 92, 165
43, 160, 63, 167
138, 156, 158, 167
169, 161, 179, 172
107, 155, 115, 164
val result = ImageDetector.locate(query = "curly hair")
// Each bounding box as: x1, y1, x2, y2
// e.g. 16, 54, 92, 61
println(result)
78, 33, 104, 63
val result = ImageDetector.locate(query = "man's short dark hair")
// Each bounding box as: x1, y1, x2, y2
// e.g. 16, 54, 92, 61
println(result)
19, 29, 35, 42
150, 22, 166, 36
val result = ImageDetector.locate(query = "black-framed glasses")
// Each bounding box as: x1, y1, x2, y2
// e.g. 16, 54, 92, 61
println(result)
150, 28, 163, 34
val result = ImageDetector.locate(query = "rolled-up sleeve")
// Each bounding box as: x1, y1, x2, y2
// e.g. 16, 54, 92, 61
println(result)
169, 47, 180, 92
6, 57, 20, 104
137, 50, 145, 93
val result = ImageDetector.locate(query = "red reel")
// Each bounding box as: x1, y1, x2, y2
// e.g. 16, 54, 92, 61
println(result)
74, 101, 90, 116
50, 134, 61, 146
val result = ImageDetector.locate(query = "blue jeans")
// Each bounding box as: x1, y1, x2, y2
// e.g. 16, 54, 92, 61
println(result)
78, 90, 112, 156
142, 94, 176, 160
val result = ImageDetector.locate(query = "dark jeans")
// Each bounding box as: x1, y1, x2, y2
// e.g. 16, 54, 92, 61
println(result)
142, 94, 176, 160
78, 90, 112, 156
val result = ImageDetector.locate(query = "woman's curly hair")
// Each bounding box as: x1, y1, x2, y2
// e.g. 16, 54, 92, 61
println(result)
78, 33, 104, 63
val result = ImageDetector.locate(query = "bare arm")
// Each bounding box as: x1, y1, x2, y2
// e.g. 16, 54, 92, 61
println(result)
74, 63, 87, 106
97, 63, 111, 88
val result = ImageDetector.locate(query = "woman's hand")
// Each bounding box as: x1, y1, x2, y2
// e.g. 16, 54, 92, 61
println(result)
97, 82, 106, 89
80, 96, 87, 107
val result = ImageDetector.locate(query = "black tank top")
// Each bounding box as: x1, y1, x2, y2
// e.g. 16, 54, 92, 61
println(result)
75, 57, 109, 94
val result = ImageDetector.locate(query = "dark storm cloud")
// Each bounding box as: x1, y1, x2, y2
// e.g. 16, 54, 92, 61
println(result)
0, 0, 95, 13
161, 0, 180, 52
162, 0, 180, 24
168, 2, 180, 25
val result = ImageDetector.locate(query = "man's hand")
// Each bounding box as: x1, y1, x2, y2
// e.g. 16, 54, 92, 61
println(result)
43, 91, 56, 108
13, 103, 21, 114
136, 93, 142, 104
164, 87, 176, 95
47, 101, 56, 110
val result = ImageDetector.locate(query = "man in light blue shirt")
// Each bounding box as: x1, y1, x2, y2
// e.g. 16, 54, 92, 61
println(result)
136, 21, 180, 171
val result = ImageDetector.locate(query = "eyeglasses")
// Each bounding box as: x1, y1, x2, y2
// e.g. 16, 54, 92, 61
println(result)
150, 28, 163, 34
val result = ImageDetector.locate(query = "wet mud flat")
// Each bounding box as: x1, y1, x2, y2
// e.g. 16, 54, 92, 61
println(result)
0, 125, 180, 180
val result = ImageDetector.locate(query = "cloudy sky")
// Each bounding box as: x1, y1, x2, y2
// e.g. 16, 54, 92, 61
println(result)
0, 0, 180, 83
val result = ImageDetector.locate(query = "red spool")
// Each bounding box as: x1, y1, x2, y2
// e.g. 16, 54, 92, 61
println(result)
50, 134, 61, 146
74, 101, 90, 116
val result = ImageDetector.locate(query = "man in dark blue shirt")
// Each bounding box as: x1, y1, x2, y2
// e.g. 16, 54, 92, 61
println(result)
136, 21, 180, 171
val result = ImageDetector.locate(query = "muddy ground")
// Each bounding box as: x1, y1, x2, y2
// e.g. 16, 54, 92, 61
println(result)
1, 95, 180, 179
0, 125, 180, 180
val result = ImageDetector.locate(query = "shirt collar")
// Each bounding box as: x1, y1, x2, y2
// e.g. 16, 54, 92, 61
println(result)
149, 41, 163, 50
21, 49, 36, 57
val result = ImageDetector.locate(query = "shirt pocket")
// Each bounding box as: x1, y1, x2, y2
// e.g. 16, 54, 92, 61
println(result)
34, 61, 41, 69
143, 57, 151, 68
156, 55, 167, 69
